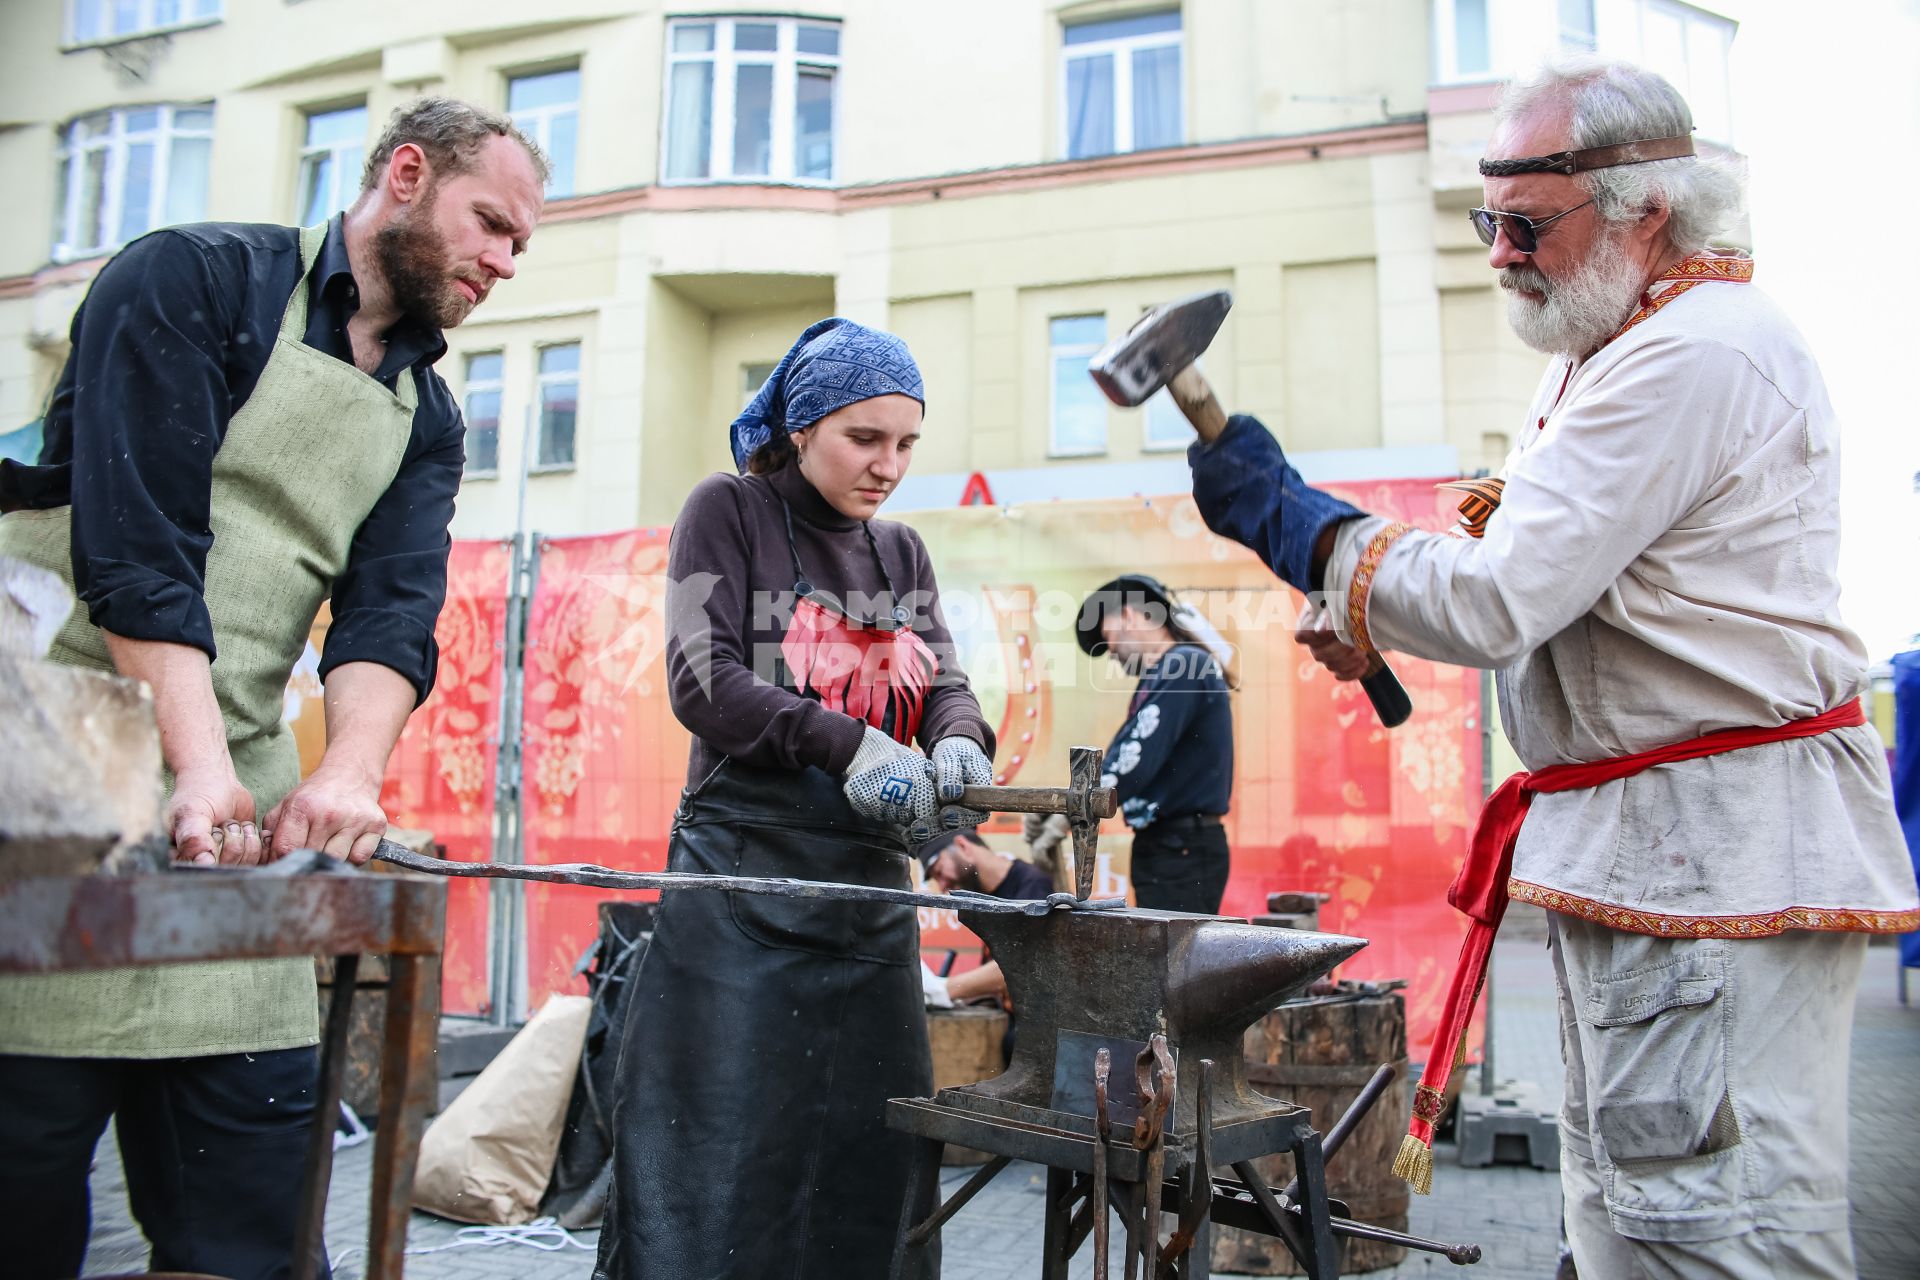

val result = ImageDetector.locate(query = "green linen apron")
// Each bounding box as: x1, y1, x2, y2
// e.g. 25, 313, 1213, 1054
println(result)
0, 223, 417, 1057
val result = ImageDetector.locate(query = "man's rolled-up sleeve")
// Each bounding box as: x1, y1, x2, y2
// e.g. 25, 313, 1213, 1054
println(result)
319, 399, 461, 705
67, 232, 235, 657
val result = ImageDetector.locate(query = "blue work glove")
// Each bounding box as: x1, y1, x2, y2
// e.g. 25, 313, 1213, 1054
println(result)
930, 736, 993, 832
843, 726, 938, 836
1188, 414, 1366, 595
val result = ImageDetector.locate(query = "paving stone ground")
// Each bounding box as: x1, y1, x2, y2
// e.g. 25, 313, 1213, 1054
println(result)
83, 934, 1919, 1278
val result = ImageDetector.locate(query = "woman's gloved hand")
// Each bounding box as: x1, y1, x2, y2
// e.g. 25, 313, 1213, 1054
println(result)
843, 725, 938, 835
1022, 812, 1072, 875
930, 736, 994, 832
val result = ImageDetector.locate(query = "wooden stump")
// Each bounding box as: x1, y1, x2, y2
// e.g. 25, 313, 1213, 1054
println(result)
927, 1005, 1008, 1165
1212, 990, 1410, 1274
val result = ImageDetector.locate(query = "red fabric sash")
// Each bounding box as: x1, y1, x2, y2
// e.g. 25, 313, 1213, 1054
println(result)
1395, 698, 1868, 1192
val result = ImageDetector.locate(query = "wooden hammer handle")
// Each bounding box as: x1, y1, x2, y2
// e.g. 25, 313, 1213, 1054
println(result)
956, 784, 1118, 821
1169, 364, 1229, 443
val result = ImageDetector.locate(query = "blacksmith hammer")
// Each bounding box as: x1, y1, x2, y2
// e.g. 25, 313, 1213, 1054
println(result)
1088, 291, 1414, 729
955, 744, 1115, 901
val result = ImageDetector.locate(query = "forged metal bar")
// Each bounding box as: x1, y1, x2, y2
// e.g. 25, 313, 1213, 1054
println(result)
1157, 1057, 1214, 1276
1222, 1163, 1481, 1268
1092, 1049, 1113, 1280
292, 952, 358, 1280
1278, 1061, 1397, 1203
370, 842, 1127, 917
1135, 1036, 1175, 1280
903, 1154, 1011, 1248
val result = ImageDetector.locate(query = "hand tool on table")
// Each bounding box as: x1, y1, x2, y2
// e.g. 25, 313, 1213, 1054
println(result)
370, 745, 1122, 908
1088, 290, 1414, 729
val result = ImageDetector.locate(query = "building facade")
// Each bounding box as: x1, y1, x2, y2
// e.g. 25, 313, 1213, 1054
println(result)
0, 0, 1742, 535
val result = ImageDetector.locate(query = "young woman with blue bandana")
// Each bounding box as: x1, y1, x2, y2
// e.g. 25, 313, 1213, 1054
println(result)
593, 318, 995, 1280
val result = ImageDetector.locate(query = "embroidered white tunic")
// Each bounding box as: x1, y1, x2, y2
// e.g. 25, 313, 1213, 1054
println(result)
1323, 262, 1918, 935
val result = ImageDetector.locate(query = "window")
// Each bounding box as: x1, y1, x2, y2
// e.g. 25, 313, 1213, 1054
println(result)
536, 343, 580, 469
462, 353, 503, 477
54, 104, 213, 261
68, 0, 220, 44
741, 361, 777, 409
1061, 10, 1182, 161
297, 105, 367, 226
509, 67, 580, 198
1143, 370, 1197, 451
1434, 0, 1493, 82
1049, 316, 1107, 456
1558, 0, 1598, 53
1640, 2, 1735, 143
663, 17, 841, 184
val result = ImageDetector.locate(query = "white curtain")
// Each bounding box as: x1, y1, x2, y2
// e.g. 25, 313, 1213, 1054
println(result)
1065, 54, 1114, 160
1131, 45, 1181, 151
665, 62, 713, 180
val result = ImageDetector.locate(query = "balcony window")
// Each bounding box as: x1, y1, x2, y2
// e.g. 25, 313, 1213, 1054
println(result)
462, 352, 503, 477
1049, 315, 1107, 457
68, 0, 220, 44
1434, 0, 1494, 82
509, 67, 580, 198
54, 104, 213, 261
1062, 10, 1182, 161
297, 104, 368, 226
536, 343, 580, 469
663, 16, 841, 184
1640, 1, 1736, 144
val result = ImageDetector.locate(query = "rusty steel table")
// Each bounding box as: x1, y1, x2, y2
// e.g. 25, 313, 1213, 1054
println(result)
0, 863, 447, 1280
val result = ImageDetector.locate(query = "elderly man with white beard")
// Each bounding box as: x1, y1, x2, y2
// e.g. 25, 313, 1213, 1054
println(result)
1185, 59, 1917, 1277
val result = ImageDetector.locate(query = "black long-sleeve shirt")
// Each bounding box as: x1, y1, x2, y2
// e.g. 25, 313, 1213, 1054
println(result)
0, 216, 463, 703
1101, 643, 1234, 829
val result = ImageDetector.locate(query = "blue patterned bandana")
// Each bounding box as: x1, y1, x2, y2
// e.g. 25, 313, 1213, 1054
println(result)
729, 317, 925, 472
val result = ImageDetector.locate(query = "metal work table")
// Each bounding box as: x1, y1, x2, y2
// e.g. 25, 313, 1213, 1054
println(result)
0, 862, 447, 1280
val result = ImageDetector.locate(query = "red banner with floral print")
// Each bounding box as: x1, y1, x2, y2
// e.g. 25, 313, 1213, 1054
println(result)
373, 539, 513, 1017
519, 530, 690, 1003
508, 482, 1485, 1058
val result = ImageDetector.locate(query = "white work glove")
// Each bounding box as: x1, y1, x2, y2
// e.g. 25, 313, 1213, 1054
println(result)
843, 726, 938, 836
930, 736, 994, 832
920, 961, 954, 1009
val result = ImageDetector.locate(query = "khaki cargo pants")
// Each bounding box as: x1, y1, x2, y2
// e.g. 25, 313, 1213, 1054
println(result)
1551, 913, 1864, 1278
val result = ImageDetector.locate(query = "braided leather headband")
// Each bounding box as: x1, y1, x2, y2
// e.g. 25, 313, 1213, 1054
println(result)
1478, 133, 1695, 178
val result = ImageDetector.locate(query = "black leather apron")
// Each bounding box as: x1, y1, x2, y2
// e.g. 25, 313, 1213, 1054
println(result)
592, 759, 936, 1280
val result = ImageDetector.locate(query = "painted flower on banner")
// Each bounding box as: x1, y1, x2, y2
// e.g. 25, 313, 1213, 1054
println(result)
1133, 703, 1161, 739
1111, 738, 1143, 775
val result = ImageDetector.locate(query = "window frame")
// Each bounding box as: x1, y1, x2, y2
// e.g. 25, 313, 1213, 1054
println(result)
532, 341, 582, 473
1431, 0, 1497, 85
295, 102, 370, 227
459, 351, 506, 480
1141, 368, 1198, 452
1048, 314, 1110, 459
1058, 9, 1184, 161
660, 15, 843, 186
66, 0, 222, 47
1637, 0, 1737, 145
53, 102, 214, 263
507, 64, 582, 198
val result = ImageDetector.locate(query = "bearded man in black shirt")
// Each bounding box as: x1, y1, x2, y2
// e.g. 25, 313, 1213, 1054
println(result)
0, 97, 544, 1280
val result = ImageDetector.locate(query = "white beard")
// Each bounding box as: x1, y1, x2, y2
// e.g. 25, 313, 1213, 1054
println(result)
1501, 230, 1648, 357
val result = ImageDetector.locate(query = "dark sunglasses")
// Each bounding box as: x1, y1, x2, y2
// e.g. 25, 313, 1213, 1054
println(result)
1468, 198, 1594, 254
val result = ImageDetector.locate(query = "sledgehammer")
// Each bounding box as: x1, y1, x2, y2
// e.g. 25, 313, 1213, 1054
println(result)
1089, 290, 1413, 728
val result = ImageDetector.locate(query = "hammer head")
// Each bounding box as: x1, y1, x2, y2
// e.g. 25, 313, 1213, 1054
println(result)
1089, 289, 1232, 408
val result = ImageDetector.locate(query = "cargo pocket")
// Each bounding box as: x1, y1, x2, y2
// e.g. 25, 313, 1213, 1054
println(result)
1584, 948, 1734, 1161
726, 822, 918, 966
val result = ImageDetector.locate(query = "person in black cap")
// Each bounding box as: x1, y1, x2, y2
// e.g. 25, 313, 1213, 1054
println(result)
1077, 574, 1235, 914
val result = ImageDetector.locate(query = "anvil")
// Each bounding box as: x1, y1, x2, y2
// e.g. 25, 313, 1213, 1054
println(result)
941, 905, 1365, 1162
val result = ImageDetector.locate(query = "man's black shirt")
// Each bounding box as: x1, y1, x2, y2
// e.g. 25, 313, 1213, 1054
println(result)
991, 857, 1054, 901
0, 216, 464, 702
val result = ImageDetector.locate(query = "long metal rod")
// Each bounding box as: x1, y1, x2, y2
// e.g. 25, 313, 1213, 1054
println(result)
1279, 1061, 1397, 1202
370, 843, 1127, 917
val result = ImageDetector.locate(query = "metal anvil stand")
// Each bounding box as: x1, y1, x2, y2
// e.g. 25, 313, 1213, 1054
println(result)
0, 860, 447, 1280
885, 907, 1482, 1279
